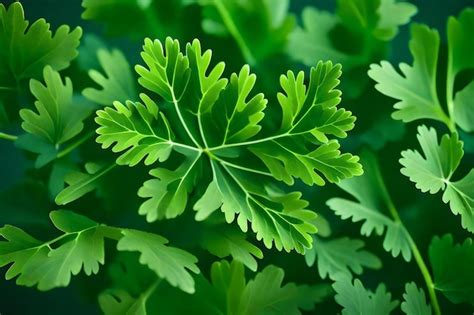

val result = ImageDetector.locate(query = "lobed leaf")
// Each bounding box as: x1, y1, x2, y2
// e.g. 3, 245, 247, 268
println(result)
95, 37, 362, 253
400, 125, 473, 232
0, 2, 81, 85
333, 273, 398, 315
305, 236, 381, 280
429, 234, 474, 305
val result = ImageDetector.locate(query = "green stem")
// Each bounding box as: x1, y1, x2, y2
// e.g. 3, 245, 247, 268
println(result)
408, 235, 442, 315
385, 197, 441, 315
213, 0, 256, 66
0, 86, 16, 91
57, 131, 95, 158
0, 132, 18, 141
143, 279, 162, 300
445, 65, 456, 133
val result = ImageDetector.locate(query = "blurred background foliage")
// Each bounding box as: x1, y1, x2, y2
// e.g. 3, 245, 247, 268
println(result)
0, 0, 472, 314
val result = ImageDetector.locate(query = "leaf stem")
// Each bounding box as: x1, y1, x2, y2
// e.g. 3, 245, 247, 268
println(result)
213, 0, 256, 66
0, 86, 16, 91
170, 88, 202, 148
445, 64, 456, 133
57, 131, 95, 158
143, 278, 162, 300
407, 235, 441, 315
0, 132, 18, 141
383, 192, 441, 315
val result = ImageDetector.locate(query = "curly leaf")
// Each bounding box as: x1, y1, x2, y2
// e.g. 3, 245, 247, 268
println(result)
401, 282, 432, 315
83, 48, 137, 106
20, 66, 87, 146
333, 274, 398, 315
0, 2, 81, 85
96, 37, 362, 253
400, 125, 473, 232
328, 151, 412, 261
305, 236, 381, 280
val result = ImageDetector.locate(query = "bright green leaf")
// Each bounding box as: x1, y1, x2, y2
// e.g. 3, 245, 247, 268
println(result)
96, 37, 362, 253
0, 2, 81, 86
401, 282, 432, 315
55, 163, 116, 205
328, 151, 413, 261
305, 236, 381, 280
83, 48, 137, 106
368, 24, 447, 123
400, 125, 463, 194
117, 229, 200, 293
333, 273, 398, 315
20, 66, 88, 146
400, 125, 473, 232
199, 227, 263, 271
0, 210, 104, 291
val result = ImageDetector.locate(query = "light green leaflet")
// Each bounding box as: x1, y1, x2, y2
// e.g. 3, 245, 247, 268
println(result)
0, 2, 82, 86
83, 48, 137, 106
401, 282, 432, 315
95, 37, 362, 253
400, 125, 474, 232
20, 67, 86, 145
327, 151, 413, 261
305, 236, 381, 280
117, 229, 199, 294
17, 66, 89, 167
429, 234, 474, 306
369, 9, 474, 131
199, 226, 263, 271
333, 273, 398, 315
0, 210, 199, 292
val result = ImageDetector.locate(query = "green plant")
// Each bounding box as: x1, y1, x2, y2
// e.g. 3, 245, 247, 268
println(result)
0, 1, 473, 314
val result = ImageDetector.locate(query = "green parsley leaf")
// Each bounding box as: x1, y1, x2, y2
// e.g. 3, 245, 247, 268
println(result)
0, 2, 82, 86
333, 273, 398, 315
199, 226, 263, 271
0, 210, 104, 291
328, 151, 412, 261
369, 8, 474, 130
429, 234, 474, 305
400, 125, 473, 232
20, 66, 87, 145
368, 24, 447, 123
95, 37, 362, 253
305, 236, 381, 280
401, 282, 432, 315
117, 229, 200, 293
55, 163, 116, 205
83, 48, 137, 106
